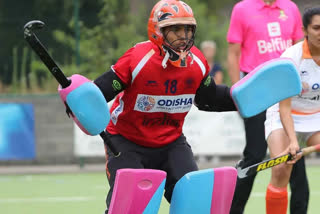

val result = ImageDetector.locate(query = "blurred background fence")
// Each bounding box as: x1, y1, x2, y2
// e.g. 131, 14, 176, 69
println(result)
0, 95, 74, 164
0, 94, 246, 165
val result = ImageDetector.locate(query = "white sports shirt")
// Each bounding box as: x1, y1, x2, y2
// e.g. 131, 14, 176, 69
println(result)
266, 39, 320, 132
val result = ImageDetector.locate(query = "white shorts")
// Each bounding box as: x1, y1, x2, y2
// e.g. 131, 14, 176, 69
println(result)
265, 110, 320, 143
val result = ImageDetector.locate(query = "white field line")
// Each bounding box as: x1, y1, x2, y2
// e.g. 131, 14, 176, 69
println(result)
0, 196, 98, 203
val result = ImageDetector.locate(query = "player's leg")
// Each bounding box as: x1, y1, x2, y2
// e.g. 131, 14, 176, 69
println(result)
289, 157, 309, 214
290, 131, 320, 214
230, 111, 267, 214
306, 131, 320, 147
266, 129, 292, 214
104, 133, 144, 213
160, 134, 198, 203
289, 131, 320, 213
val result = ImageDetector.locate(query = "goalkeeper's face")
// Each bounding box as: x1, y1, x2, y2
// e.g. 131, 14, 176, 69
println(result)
162, 24, 195, 52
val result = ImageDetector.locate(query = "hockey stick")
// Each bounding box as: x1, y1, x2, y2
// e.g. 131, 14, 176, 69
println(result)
23, 20, 71, 88
237, 144, 320, 179
23, 20, 119, 156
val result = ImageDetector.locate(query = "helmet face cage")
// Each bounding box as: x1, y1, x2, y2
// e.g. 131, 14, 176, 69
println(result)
148, 0, 197, 67
161, 24, 196, 53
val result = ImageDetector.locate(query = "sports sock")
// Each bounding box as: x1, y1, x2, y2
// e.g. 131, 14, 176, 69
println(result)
266, 183, 288, 214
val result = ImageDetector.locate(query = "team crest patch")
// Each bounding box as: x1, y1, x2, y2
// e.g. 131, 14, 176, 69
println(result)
136, 96, 156, 111
278, 10, 288, 21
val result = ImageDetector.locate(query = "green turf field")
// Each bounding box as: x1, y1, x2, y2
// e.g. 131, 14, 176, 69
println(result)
0, 166, 319, 214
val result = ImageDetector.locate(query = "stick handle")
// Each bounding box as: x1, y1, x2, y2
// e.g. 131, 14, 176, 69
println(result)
25, 33, 71, 88
302, 144, 320, 156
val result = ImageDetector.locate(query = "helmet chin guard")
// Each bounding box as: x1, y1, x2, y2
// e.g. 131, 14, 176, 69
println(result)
148, 0, 197, 68
162, 45, 193, 68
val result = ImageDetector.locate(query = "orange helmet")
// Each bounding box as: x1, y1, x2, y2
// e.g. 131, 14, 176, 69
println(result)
148, 0, 197, 68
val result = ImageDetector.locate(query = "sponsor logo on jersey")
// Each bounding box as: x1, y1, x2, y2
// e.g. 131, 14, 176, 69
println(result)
298, 95, 320, 101
142, 114, 180, 127
299, 81, 320, 100
112, 80, 122, 91
257, 38, 292, 54
301, 70, 308, 76
311, 95, 320, 101
268, 22, 281, 37
145, 80, 159, 87
257, 22, 292, 54
301, 81, 320, 94
312, 83, 320, 91
134, 94, 194, 113
204, 75, 211, 87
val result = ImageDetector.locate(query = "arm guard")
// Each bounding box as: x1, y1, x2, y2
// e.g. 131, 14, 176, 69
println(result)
94, 69, 126, 102
195, 75, 236, 112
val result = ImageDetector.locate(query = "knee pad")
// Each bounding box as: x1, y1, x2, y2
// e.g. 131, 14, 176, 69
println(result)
108, 169, 166, 214
170, 167, 237, 214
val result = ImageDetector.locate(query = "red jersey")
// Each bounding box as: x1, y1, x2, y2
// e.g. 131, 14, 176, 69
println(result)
106, 41, 209, 147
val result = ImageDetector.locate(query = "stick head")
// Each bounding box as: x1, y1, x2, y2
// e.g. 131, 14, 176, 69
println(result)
24, 20, 45, 37
236, 166, 248, 179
